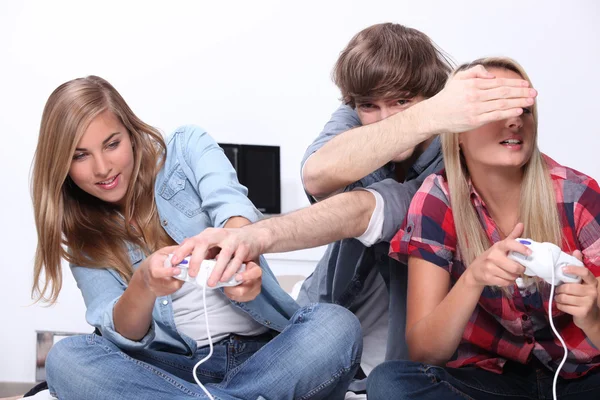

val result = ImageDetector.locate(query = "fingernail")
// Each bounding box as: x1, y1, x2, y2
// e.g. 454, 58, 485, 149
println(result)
527, 249, 533, 255
173, 267, 181, 275
529, 89, 537, 96
171, 256, 179, 264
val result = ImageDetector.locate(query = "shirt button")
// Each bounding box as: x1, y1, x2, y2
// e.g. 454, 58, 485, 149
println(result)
521, 314, 529, 321
162, 300, 168, 305
406, 226, 412, 233
265, 320, 271, 326
162, 219, 168, 226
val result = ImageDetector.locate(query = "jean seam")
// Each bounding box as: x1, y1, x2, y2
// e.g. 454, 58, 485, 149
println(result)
118, 351, 205, 397
89, 334, 204, 397
298, 358, 361, 400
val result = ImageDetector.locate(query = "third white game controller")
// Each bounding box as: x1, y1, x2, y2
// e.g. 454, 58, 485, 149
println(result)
164, 254, 245, 288
508, 238, 583, 285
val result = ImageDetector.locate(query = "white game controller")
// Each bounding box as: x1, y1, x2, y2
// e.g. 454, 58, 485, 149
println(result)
508, 238, 583, 286
164, 254, 245, 289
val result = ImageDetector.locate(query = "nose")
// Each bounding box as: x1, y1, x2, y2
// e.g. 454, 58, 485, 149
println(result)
93, 155, 111, 177
505, 114, 524, 131
380, 106, 392, 120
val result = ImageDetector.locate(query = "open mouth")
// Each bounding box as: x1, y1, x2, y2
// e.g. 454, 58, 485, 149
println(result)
96, 174, 120, 189
499, 139, 523, 145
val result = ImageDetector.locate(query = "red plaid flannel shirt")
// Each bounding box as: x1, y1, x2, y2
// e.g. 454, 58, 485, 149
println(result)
390, 155, 600, 378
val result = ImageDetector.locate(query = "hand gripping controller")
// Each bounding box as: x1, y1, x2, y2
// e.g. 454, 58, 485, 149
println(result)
508, 238, 583, 285
164, 254, 245, 288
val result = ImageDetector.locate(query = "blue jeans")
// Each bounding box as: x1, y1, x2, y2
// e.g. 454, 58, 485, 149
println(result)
367, 359, 600, 400
46, 303, 362, 400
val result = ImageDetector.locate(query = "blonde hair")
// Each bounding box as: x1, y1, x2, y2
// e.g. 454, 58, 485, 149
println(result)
441, 57, 562, 268
32, 76, 173, 303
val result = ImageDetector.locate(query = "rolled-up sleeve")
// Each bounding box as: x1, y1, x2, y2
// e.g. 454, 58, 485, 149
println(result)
70, 265, 157, 350
175, 125, 263, 227
388, 174, 456, 271
364, 178, 423, 243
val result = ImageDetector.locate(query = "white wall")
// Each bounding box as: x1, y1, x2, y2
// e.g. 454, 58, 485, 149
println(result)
1, 0, 598, 383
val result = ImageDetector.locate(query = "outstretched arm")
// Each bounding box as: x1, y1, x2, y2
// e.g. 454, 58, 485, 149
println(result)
303, 66, 536, 197
171, 189, 376, 287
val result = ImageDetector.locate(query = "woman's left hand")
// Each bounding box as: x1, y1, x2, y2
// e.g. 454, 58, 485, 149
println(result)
555, 250, 600, 330
222, 259, 263, 302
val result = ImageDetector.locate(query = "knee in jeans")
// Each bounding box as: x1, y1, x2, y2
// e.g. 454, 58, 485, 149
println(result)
310, 304, 362, 345
46, 335, 87, 380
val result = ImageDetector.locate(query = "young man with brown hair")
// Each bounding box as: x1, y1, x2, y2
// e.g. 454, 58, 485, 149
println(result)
297, 24, 452, 383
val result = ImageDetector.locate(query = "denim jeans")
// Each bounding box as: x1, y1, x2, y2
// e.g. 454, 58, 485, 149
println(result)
46, 303, 362, 400
366, 359, 600, 400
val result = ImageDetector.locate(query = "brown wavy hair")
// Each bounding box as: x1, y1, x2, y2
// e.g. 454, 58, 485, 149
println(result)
333, 23, 453, 107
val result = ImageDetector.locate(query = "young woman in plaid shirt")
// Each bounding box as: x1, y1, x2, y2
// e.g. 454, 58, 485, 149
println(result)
368, 57, 600, 400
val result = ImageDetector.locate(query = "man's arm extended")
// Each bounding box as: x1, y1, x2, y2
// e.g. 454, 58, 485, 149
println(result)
171, 189, 376, 285
303, 66, 536, 197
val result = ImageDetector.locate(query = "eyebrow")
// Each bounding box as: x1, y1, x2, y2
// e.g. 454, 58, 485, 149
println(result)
75, 132, 122, 151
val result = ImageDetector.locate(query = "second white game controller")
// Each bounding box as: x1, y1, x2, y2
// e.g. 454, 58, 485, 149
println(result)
164, 254, 245, 288
508, 238, 583, 285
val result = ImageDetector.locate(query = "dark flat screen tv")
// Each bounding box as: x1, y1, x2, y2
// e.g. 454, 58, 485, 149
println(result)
219, 143, 281, 214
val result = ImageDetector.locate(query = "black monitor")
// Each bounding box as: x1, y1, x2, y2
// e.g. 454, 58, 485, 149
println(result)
219, 143, 281, 214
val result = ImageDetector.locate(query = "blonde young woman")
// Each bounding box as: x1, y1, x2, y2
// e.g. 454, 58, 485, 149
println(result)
31, 76, 361, 400
367, 58, 600, 399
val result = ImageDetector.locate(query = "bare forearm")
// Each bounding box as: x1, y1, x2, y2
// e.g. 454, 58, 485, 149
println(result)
407, 271, 483, 365
304, 105, 433, 197
113, 270, 156, 341
251, 190, 375, 254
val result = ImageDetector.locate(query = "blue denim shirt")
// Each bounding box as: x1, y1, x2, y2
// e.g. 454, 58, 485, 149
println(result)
71, 125, 300, 354
297, 105, 444, 360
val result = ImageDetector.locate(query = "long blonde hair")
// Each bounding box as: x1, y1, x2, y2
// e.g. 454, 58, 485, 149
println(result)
32, 76, 173, 303
441, 57, 562, 268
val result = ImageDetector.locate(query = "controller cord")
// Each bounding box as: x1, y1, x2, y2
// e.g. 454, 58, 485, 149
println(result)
549, 266, 568, 400
192, 284, 215, 400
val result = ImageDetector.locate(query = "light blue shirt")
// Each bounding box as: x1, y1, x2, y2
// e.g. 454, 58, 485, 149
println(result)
71, 125, 300, 354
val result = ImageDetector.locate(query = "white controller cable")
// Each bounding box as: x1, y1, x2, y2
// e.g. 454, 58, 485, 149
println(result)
192, 283, 215, 400
549, 263, 568, 400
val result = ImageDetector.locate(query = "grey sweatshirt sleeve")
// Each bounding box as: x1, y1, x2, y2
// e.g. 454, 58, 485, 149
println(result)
366, 178, 423, 243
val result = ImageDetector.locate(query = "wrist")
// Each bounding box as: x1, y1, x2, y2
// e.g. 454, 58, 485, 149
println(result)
252, 223, 273, 255
132, 264, 158, 300
462, 268, 485, 292
407, 98, 444, 137
576, 309, 600, 332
